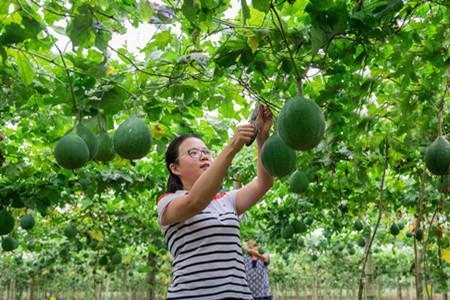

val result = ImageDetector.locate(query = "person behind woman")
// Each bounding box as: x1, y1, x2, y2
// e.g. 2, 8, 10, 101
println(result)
157, 105, 273, 299
243, 239, 273, 300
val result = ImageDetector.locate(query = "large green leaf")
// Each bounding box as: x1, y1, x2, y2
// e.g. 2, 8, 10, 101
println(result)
67, 5, 95, 47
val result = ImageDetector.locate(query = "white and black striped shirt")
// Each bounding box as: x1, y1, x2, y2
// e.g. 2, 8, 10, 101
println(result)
157, 190, 253, 300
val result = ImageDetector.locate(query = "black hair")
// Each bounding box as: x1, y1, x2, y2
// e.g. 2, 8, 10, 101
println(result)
165, 134, 199, 193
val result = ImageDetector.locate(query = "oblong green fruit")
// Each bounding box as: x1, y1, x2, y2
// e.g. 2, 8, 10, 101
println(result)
261, 134, 296, 177
278, 96, 326, 150
354, 220, 363, 231
20, 214, 35, 230
94, 131, 115, 162
113, 117, 152, 160
2, 236, 18, 251
54, 134, 90, 169
76, 124, 98, 160
390, 223, 400, 236
425, 136, 450, 175
415, 229, 423, 241
64, 224, 77, 239
289, 170, 309, 193
281, 224, 294, 239
0, 209, 14, 235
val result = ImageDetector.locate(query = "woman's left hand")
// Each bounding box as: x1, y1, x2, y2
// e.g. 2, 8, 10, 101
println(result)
255, 104, 273, 143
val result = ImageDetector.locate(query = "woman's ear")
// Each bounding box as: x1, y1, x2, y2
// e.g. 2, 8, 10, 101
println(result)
169, 163, 181, 176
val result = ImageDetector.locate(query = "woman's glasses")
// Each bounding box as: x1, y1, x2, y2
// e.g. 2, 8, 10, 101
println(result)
176, 148, 214, 161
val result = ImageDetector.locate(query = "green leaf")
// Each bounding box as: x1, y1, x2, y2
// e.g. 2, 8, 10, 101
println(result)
0, 46, 7, 64
247, 35, 259, 54
11, 51, 34, 86
0, 14, 43, 45
140, 0, 154, 22
252, 0, 270, 13
182, 0, 197, 25
67, 6, 95, 47
95, 29, 112, 51
100, 86, 129, 114
311, 26, 327, 53
241, 0, 251, 24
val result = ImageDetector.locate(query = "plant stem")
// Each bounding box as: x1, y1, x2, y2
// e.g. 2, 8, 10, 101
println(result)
54, 43, 79, 122
437, 68, 450, 136
270, 5, 303, 96
358, 137, 389, 300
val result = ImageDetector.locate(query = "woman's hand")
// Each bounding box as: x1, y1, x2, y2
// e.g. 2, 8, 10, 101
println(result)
228, 124, 257, 153
255, 104, 273, 144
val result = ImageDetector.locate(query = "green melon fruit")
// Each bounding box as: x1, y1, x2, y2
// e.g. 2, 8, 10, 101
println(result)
278, 96, 326, 150
305, 217, 314, 226
397, 222, 405, 230
425, 136, 450, 175
99, 255, 108, 266
289, 170, 309, 193
20, 214, 35, 230
54, 134, 90, 169
292, 219, 307, 234
113, 117, 152, 160
348, 247, 356, 255
110, 251, 122, 265
406, 231, 414, 238
390, 223, 400, 236
94, 131, 115, 162
311, 254, 318, 261
76, 124, 98, 160
0, 209, 14, 235
354, 220, 363, 231
415, 229, 423, 241
281, 224, 294, 239
357, 237, 366, 248
64, 224, 77, 239
261, 134, 296, 177
2, 236, 18, 251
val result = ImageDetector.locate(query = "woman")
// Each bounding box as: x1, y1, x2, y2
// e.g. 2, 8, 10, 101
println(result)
243, 239, 273, 300
157, 105, 273, 299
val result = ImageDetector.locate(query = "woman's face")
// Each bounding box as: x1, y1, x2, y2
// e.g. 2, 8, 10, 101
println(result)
170, 137, 214, 186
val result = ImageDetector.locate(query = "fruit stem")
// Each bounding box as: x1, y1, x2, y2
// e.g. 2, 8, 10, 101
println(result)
270, 5, 304, 96
54, 43, 79, 122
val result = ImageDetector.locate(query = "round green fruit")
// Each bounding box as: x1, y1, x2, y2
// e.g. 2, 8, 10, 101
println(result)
357, 237, 366, 248
425, 136, 450, 175
110, 251, 122, 265
99, 255, 108, 266
76, 124, 98, 160
292, 219, 307, 234
0, 209, 14, 235
354, 220, 363, 231
348, 247, 356, 255
54, 134, 90, 169
390, 223, 400, 236
20, 214, 35, 230
289, 170, 309, 193
64, 224, 77, 239
281, 224, 294, 239
278, 96, 325, 151
397, 222, 405, 230
406, 231, 414, 238
113, 118, 152, 160
2, 236, 18, 251
415, 229, 423, 241
261, 134, 296, 177
305, 217, 314, 226
94, 131, 115, 162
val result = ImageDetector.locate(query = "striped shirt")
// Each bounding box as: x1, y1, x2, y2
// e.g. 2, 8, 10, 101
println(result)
157, 190, 253, 300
